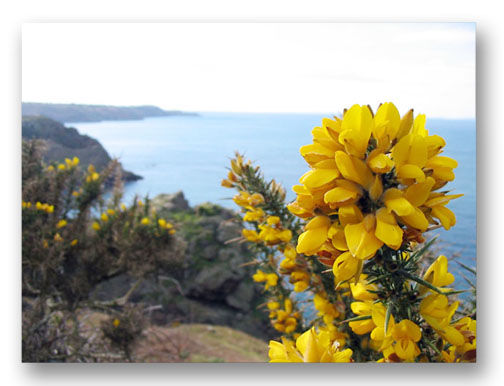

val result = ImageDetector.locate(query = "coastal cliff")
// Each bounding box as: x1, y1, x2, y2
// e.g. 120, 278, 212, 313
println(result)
22, 102, 198, 123
22, 115, 142, 181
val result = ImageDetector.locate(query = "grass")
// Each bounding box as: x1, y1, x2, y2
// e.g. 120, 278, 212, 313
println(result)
136, 323, 269, 363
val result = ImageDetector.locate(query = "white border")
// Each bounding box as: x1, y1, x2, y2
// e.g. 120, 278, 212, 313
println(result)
2, 1, 501, 385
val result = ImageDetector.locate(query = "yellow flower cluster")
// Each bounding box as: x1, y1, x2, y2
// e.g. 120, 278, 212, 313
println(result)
279, 245, 311, 292
267, 298, 300, 334
158, 218, 176, 234
252, 269, 278, 291
289, 103, 462, 280
24, 201, 55, 214
56, 219, 67, 229
234, 192, 292, 245
440, 317, 476, 362
269, 327, 353, 362
93, 205, 176, 236
347, 256, 476, 362
233, 190, 265, 208
47, 157, 80, 172
85, 164, 100, 183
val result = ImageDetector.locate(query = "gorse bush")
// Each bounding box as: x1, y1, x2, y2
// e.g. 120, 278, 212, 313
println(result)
222, 102, 476, 363
22, 140, 180, 362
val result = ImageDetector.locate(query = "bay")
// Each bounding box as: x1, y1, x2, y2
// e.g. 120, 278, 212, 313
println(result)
69, 112, 476, 290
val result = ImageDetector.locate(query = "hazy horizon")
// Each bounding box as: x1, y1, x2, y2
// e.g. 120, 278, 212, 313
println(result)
21, 100, 477, 121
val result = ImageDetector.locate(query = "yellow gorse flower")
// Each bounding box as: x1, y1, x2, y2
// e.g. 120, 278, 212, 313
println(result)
252, 269, 278, 290
420, 294, 465, 346
56, 219, 67, 229
420, 255, 455, 294
65, 157, 80, 168
388, 320, 422, 362
268, 327, 353, 363
243, 207, 265, 222
290, 102, 462, 277
85, 165, 100, 182
271, 298, 298, 333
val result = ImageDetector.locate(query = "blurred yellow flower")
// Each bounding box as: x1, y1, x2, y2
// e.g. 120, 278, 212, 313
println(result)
56, 219, 67, 229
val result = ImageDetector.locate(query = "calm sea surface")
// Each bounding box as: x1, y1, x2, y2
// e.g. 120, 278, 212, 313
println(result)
69, 112, 476, 288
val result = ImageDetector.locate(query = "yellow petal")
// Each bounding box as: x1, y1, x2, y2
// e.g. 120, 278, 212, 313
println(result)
302, 329, 321, 362
426, 135, 446, 158
404, 177, 435, 207
412, 114, 428, 137
425, 156, 458, 170
367, 149, 395, 174
375, 208, 403, 250
306, 215, 332, 230
391, 133, 411, 168
395, 339, 418, 361
384, 188, 415, 216
329, 225, 348, 251
392, 133, 428, 169
338, 205, 364, 226
333, 252, 360, 282
339, 104, 374, 158
423, 255, 455, 288
268, 340, 288, 362
350, 300, 373, 316
369, 174, 384, 202
300, 168, 340, 189
345, 216, 383, 260
324, 187, 358, 207
409, 134, 428, 167
312, 126, 342, 152
334, 151, 373, 188
431, 205, 456, 230
295, 328, 311, 357
424, 193, 463, 208
432, 167, 455, 182
396, 108, 414, 140
322, 117, 343, 143
349, 319, 376, 335
397, 164, 426, 183
440, 326, 466, 347
402, 320, 422, 342
399, 207, 429, 231
373, 102, 400, 148
297, 216, 331, 255
300, 143, 334, 163
313, 159, 338, 169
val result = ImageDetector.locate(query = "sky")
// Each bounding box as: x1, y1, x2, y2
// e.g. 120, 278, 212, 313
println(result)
22, 23, 475, 118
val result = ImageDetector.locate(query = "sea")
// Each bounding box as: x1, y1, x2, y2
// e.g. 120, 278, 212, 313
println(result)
68, 112, 476, 291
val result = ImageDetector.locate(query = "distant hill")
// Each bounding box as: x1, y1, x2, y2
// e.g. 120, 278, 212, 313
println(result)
22, 102, 198, 123
22, 115, 142, 181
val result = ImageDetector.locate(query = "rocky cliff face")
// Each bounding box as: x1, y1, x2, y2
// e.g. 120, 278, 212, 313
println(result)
91, 192, 276, 341
22, 115, 142, 182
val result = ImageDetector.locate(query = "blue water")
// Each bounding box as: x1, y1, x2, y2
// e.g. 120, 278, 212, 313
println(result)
68, 112, 476, 289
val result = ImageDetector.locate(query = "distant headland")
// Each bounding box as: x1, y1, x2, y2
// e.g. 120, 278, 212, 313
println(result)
22, 102, 199, 123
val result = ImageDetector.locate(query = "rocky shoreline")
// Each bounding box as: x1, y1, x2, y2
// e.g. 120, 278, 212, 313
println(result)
91, 191, 276, 341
